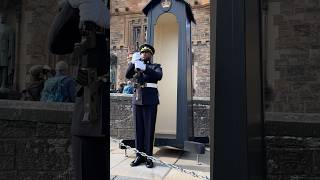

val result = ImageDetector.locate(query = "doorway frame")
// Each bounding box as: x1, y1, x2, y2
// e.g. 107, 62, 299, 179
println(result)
146, 0, 193, 148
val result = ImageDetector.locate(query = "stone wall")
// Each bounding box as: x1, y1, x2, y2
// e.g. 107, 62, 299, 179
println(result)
264, 1, 320, 178
191, 4, 211, 98
0, 100, 319, 179
265, 112, 320, 180
264, 0, 320, 114
110, 94, 135, 139
110, 94, 210, 140
192, 41, 211, 97
192, 97, 210, 137
0, 100, 74, 179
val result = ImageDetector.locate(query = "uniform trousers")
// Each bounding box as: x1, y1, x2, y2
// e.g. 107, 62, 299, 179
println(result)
133, 105, 158, 156
72, 136, 106, 180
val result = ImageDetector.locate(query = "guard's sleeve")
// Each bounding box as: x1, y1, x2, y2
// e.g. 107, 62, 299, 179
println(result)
125, 63, 135, 79
144, 64, 163, 81
68, 0, 109, 29
48, 0, 81, 55
68, 78, 76, 102
67, 0, 80, 8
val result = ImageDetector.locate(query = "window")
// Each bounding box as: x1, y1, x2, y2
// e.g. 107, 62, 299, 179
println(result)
144, 26, 147, 42
128, 18, 147, 51
133, 26, 141, 49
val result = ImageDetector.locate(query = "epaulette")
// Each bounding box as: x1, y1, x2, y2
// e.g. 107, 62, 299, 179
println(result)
148, 63, 161, 69
154, 63, 161, 67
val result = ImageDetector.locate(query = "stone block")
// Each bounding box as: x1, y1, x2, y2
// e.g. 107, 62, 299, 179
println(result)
305, 102, 320, 113
194, 128, 209, 137
266, 175, 290, 180
110, 128, 118, 137
273, 15, 284, 26
0, 140, 15, 155
312, 150, 320, 175
56, 124, 72, 137
266, 175, 320, 180
265, 121, 320, 137
17, 170, 72, 180
0, 171, 17, 180
0, 121, 36, 138
265, 136, 308, 149
266, 149, 313, 175
15, 139, 71, 171
16, 152, 70, 171
36, 123, 57, 137
117, 129, 135, 139
0, 156, 14, 170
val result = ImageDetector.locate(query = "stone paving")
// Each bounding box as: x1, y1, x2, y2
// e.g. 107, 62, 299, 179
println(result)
110, 139, 210, 180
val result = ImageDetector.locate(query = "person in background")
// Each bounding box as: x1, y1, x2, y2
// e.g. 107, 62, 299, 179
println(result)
41, 61, 76, 102
123, 80, 134, 94
117, 82, 125, 93
110, 83, 117, 93
42, 65, 55, 80
21, 65, 45, 101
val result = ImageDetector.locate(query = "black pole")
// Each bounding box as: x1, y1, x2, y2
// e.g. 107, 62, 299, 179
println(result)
213, 0, 264, 179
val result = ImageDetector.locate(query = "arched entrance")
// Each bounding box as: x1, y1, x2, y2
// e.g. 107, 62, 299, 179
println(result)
153, 13, 179, 137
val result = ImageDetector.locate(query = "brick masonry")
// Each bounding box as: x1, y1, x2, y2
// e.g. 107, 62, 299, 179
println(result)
264, 0, 320, 114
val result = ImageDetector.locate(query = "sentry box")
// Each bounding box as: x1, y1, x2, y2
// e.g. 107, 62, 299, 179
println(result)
120, 0, 208, 157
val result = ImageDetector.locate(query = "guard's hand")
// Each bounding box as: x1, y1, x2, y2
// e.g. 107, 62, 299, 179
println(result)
131, 59, 137, 64
131, 52, 141, 64
135, 61, 146, 71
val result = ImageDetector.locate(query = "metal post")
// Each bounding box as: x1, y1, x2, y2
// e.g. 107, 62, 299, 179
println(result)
196, 154, 201, 165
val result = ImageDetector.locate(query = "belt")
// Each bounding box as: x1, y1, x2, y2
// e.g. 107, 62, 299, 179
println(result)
141, 83, 158, 88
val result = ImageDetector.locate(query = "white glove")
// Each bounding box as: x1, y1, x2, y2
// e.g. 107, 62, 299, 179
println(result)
131, 52, 141, 64
134, 61, 146, 71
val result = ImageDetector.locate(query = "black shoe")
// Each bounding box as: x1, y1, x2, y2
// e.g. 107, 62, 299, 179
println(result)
130, 156, 145, 167
145, 159, 154, 168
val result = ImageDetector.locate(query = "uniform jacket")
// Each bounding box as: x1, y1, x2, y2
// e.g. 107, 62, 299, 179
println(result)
125, 61, 162, 105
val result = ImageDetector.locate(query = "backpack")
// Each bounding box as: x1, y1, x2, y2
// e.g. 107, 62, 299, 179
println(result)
41, 76, 67, 102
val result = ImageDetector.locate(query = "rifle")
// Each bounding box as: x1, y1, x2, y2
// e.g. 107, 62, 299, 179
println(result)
135, 41, 139, 52
131, 41, 144, 95
73, 21, 105, 123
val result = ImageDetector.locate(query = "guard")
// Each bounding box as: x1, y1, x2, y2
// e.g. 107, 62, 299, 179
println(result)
125, 44, 163, 168
47, 0, 109, 179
